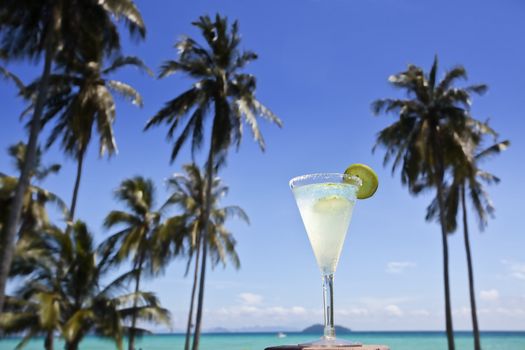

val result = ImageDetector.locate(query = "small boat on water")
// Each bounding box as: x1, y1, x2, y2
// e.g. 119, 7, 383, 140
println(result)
277, 332, 287, 338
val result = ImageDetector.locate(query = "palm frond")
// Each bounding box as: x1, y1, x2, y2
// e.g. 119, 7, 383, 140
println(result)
475, 140, 510, 161
63, 309, 94, 342
237, 98, 264, 150
104, 211, 141, 228
436, 65, 467, 94
103, 56, 152, 76
465, 84, 488, 95
99, 269, 140, 297
100, 0, 146, 38
95, 85, 118, 157
0, 65, 25, 90
222, 205, 250, 224
144, 87, 202, 133
107, 80, 143, 107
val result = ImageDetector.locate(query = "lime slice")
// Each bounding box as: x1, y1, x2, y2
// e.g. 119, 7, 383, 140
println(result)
314, 195, 350, 212
344, 164, 378, 199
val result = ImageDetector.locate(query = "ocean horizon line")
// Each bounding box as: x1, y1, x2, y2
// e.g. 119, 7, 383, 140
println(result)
128, 330, 525, 335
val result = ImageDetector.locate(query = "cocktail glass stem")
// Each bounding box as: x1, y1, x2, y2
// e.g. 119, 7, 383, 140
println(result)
322, 273, 336, 339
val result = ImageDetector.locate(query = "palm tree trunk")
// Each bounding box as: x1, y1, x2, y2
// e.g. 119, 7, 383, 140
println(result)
436, 181, 455, 350
462, 185, 481, 350
65, 338, 80, 350
192, 145, 215, 350
0, 31, 54, 313
69, 149, 86, 223
192, 232, 208, 350
430, 125, 455, 350
129, 258, 144, 350
45, 331, 54, 350
184, 237, 202, 350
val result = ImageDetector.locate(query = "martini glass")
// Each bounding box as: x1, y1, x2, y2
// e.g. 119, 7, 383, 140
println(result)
290, 173, 361, 347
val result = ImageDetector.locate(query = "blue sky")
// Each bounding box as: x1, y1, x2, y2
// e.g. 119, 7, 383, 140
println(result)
1, 0, 524, 331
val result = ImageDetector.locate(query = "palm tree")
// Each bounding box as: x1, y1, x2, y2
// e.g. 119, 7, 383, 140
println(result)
1, 221, 170, 350
0, 295, 60, 350
2, 142, 61, 185
0, 142, 65, 261
0, 0, 146, 312
164, 164, 248, 350
26, 55, 151, 223
167, 165, 206, 350
145, 14, 281, 349
426, 123, 509, 350
372, 56, 489, 350
100, 177, 180, 350
0, 144, 66, 348
0, 143, 65, 350
0, 142, 67, 275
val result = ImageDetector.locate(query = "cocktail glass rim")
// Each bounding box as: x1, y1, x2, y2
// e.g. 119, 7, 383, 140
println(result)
289, 173, 362, 190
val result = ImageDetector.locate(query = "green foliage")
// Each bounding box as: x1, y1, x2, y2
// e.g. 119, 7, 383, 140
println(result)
426, 124, 510, 232
0, 0, 145, 63
100, 176, 179, 277
1, 222, 170, 350
166, 164, 249, 270
0, 143, 65, 269
100, 176, 180, 350
146, 14, 282, 163
372, 56, 495, 349
373, 56, 489, 193
21, 56, 151, 160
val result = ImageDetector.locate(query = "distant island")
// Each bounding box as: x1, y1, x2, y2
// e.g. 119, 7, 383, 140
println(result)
206, 327, 230, 333
301, 324, 352, 334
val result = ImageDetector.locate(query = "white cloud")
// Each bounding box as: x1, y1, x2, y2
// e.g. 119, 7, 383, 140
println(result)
209, 305, 310, 320
386, 261, 416, 274
502, 260, 525, 280
385, 304, 403, 317
238, 292, 263, 305
480, 289, 500, 302
291, 306, 307, 315
189, 290, 525, 330
338, 308, 370, 317
410, 309, 430, 317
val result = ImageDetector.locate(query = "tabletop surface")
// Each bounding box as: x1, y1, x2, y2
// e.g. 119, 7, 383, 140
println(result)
265, 345, 390, 350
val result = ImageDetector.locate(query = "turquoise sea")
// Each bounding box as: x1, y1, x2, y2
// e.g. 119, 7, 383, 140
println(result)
1, 332, 524, 350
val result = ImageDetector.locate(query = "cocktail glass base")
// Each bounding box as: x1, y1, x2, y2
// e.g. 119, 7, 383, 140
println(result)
299, 336, 362, 348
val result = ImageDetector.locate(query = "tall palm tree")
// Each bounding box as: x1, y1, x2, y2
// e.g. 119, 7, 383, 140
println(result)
0, 143, 65, 350
145, 15, 281, 349
167, 165, 206, 350
164, 164, 248, 350
100, 177, 180, 350
0, 221, 170, 350
25, 55, 151, 223
426, 123, 509, 350
0, 145, 66, 331
372, 56, 489, 350
0, 0, 146, 312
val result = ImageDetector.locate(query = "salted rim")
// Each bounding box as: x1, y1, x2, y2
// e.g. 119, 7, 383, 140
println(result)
289, 173, 362, 189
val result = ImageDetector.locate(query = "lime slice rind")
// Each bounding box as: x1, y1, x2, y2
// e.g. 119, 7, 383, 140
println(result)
344, 164, 379, 200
